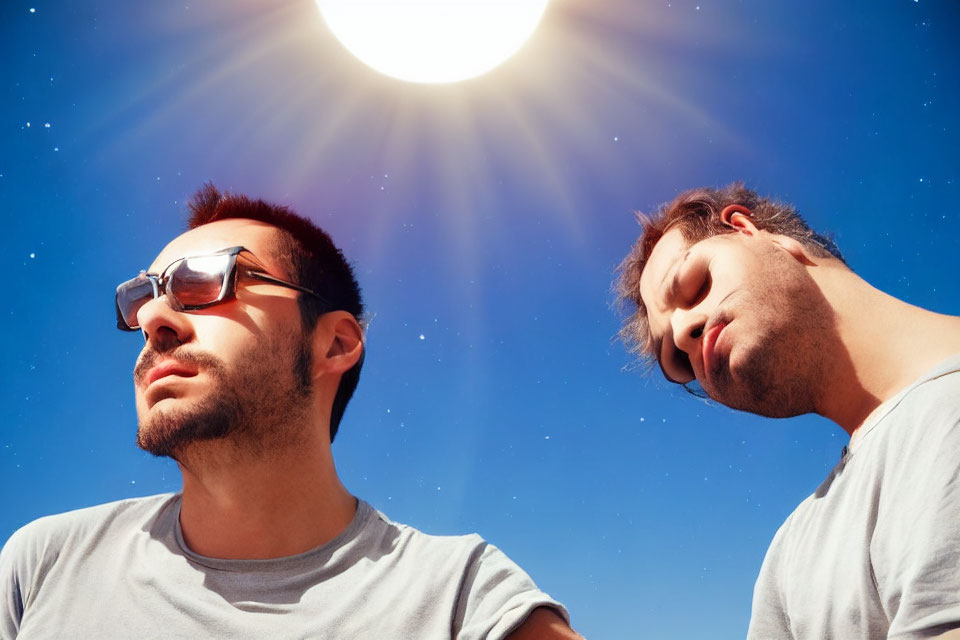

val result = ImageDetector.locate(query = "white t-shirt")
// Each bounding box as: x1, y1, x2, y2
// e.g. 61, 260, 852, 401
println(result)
748, 355, 960, 639
1, 495, 567, 639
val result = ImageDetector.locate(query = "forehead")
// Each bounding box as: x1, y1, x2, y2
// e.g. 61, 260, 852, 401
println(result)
149, 219, 282, 274
638, 227, 692, 316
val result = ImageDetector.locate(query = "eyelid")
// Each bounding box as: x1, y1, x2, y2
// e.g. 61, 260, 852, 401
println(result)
688, 269, 710, 307
677, 259, 711, 308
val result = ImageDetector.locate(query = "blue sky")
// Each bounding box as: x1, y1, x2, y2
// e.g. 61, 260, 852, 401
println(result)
2, 1, 959, 637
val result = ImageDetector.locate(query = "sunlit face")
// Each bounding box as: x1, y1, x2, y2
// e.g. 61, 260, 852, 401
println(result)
132, 219, 313, 459
638, 227, 831, 417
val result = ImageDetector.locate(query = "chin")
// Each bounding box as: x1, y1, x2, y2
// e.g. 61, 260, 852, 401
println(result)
716, 371, 814, 419
135, 395, 237, 459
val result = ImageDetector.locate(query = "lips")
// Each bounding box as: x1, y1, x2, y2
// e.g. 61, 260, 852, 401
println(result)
701, 321, 727, 383
144, 360, 198, 388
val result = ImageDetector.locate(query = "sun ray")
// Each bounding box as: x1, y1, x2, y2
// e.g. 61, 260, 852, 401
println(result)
82, 0, 760, 273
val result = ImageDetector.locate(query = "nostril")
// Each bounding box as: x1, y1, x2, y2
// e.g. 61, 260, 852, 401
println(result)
691, 326, 703, 339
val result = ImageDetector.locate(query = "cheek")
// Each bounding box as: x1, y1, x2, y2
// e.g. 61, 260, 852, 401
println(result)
636, 290, 664, 339
190, 306, 261, 344
193, 325, 257, 366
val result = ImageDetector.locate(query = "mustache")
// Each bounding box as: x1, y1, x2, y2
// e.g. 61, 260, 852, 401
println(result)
134, 347, 224, 385
707, 292, 739, 330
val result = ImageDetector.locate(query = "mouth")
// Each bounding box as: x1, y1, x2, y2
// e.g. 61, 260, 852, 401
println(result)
144, 360, 199, 388
701, 321, 727, 384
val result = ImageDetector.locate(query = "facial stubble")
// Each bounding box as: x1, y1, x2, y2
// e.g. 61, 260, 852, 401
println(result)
711, 259, 834, 418
135, 328, 313, 461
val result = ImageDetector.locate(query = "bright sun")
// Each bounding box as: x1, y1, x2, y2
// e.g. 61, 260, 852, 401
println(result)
316, 0, 550, 84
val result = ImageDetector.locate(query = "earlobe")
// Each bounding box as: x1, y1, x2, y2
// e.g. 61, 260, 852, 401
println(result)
770, 235, 818, 266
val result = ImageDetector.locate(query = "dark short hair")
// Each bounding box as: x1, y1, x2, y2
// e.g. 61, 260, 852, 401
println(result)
187, 183, 364, 441
615, 182, 844, 366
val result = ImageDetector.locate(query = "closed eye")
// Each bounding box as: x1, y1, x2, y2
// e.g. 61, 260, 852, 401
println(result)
690, 272, 711, 306
680, 264, 711, 308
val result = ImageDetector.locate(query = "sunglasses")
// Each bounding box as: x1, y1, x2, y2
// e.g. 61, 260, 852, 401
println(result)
115, 246, 329, 331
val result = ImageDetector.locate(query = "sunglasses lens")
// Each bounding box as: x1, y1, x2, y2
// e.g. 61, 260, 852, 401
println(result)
168, 254, 229, 307
116, 275, 156, 330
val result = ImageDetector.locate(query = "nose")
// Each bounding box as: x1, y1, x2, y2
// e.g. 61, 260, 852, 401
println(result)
671, 307, 706, 368
136, 295, 195, 352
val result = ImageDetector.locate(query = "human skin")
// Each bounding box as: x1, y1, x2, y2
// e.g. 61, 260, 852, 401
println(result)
632, 204, 960, 640
637, 210, 833, 419
130, 218, 582, 639
134, 218, 362, 560
636, 206, 960, 435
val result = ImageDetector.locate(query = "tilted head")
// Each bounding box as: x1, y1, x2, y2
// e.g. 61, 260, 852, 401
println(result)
616, 183, 847, 416
118, 185, 365, 460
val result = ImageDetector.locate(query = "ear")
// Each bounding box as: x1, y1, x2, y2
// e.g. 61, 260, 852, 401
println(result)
768, 234, 819, 266
719, 204, 759, 234
310, 311, 364, 378
720, 204, 817, 265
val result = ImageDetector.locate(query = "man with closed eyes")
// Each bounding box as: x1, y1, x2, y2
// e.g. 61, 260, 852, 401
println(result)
616, 182, 960, 639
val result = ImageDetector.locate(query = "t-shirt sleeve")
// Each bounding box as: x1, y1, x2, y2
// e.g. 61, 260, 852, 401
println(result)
746, 521, 793, 640
875, 382, 960, 639
453, 541, 569, 640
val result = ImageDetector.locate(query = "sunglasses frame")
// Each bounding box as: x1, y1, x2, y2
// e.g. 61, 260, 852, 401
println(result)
115, 245, 329, 331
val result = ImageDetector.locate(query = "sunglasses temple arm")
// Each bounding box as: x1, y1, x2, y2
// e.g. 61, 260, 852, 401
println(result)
246, 271, 333, 306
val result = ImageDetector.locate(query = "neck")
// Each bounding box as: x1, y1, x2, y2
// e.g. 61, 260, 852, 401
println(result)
176, 430, 355, 560
814, 268, 960, 435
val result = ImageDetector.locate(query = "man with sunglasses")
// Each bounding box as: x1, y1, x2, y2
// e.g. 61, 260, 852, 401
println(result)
0, 185, 579, 639
616, 183, 960, 639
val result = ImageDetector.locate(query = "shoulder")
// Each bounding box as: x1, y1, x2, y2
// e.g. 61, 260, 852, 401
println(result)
1, 493, 178, 623
754, 507, 797, 576
2, 494, 177, 561
869, 363, 960, 465
884, 358, 960, 430
360, 503, 568, 639
364, 503, 490, 565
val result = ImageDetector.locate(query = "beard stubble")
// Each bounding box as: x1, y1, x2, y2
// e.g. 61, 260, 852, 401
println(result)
134, 327, 313, 462
712, 259, 834, 419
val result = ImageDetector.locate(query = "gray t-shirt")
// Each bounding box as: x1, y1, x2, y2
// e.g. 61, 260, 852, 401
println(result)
1, 495, 567, 639
747, 355, 960, 639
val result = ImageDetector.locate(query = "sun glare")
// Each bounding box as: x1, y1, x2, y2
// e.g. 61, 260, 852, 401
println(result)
316, 0, 550, 84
